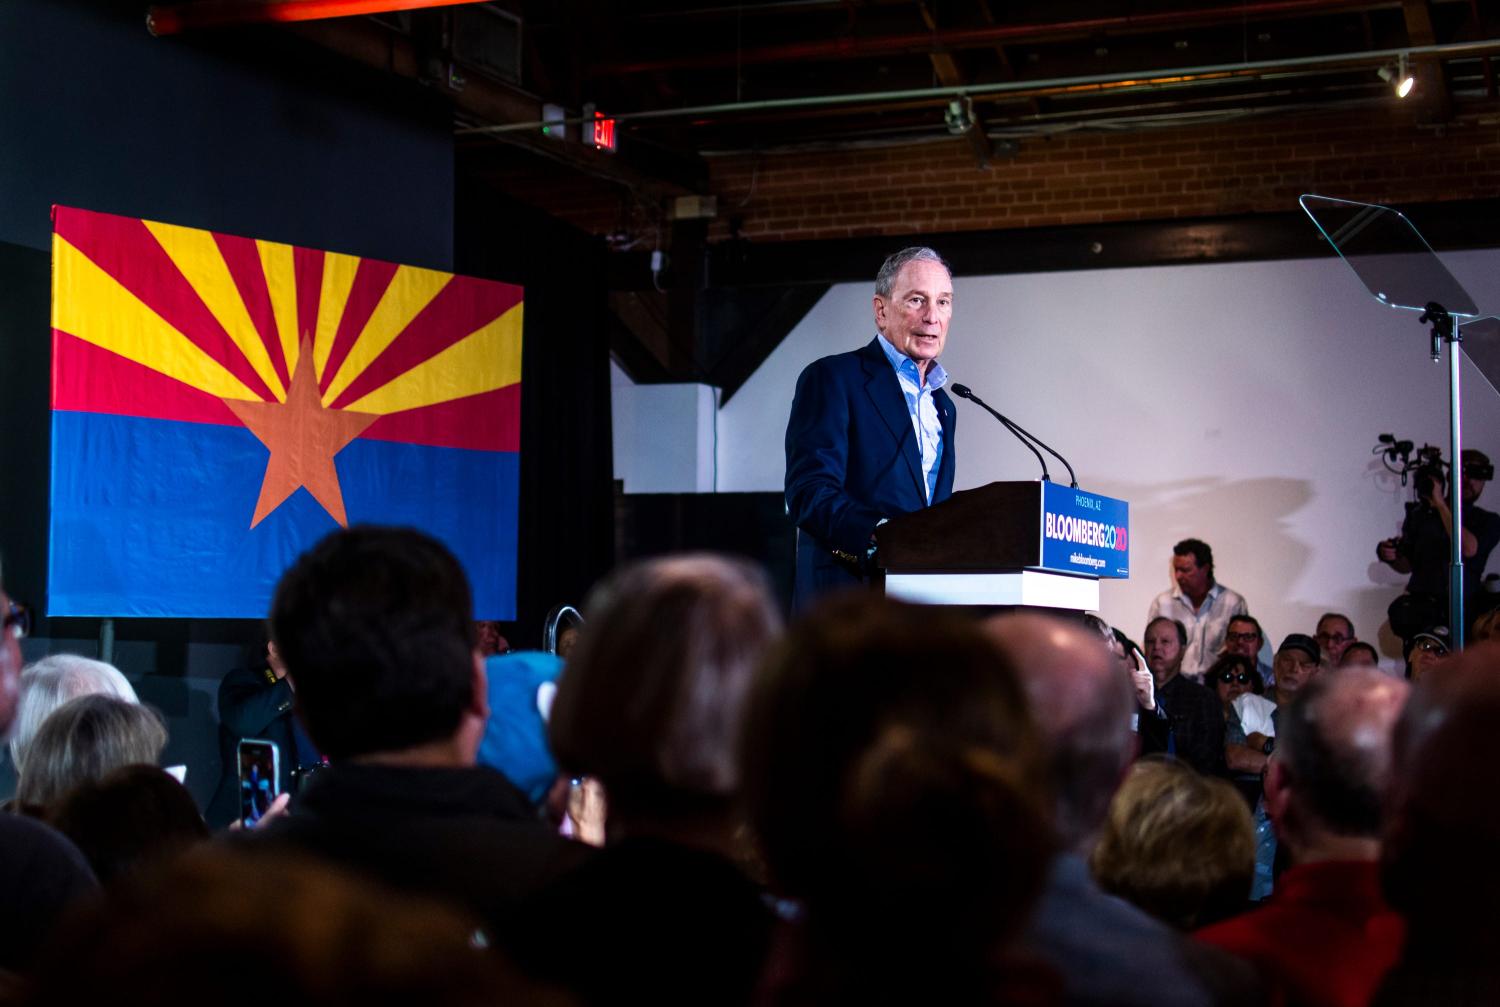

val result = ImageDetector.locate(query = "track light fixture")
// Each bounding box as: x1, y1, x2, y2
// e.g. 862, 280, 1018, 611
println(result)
944, 96, 975, 135
1378, 53, 1415, 98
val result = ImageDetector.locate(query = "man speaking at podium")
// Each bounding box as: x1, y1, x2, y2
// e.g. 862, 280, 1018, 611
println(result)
785, 246, 957, 609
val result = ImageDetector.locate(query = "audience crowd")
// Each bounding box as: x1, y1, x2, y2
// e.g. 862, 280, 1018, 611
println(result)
0, 528, 1495, 1006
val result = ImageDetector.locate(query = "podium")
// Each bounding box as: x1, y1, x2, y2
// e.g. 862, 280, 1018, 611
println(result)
873, 481, 1130, 612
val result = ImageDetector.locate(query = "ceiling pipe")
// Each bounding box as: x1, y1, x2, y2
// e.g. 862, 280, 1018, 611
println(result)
147, 0, 487, 36
591, 0, 1398, 75
459, 37, 1500, 135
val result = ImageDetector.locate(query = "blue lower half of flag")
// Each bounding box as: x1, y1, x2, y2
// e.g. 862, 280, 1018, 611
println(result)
49, 411, 520, 619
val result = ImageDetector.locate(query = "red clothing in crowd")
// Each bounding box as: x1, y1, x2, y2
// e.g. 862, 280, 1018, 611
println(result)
1195, 860, 1404, 1007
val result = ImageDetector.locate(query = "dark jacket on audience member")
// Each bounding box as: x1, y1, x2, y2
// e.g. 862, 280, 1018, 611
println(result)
1022, 852, 1263, 1007
1157, 674, 1227, 776
241, 763, 589, 932
0, 812, 99, 971
510, 837, 773, 1007
207, 665, 304, 829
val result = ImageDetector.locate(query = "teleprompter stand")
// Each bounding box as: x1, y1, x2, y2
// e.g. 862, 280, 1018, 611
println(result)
1301, 195, 1500, 646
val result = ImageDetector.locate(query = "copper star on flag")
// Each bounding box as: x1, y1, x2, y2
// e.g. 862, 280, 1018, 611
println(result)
224, 338, 377, 528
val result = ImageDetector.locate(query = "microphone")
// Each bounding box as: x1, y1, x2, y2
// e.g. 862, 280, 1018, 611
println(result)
951, 383, 1079, 488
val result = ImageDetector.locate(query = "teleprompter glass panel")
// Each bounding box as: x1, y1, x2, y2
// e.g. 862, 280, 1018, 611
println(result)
1460, 316, 1500, 398
1299, 195, 1478, 317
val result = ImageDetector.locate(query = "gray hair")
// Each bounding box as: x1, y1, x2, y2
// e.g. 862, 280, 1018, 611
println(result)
549, 553, 782, 816
874, 246, 951, 298
10, 654, 139, 774
15, 694, 167, 810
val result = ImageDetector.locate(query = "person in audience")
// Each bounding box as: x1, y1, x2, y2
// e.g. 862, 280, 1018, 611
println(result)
14, 694, 167, 814
743, 595, 1055, 1005
1091, 757, 1255, 931
477, 650, 563, 809
1221, 614, 1275, 686
208, 636, 322, 829
47, 764, 209, 886
1235, 634, 1323, 756
1208, 654, 1269, 799
9, 653, 137, 776
989, 613, 1262, 1007
0, 559, 98, 973
475, 620, 510, 657
1096, 621, 1170, 757
1402, 626, 1449, 682
1470, 606, 1500, 643
1315, 613, 1357, 666
516, 554, 781, 1006
1148, 539, 1249, 678
21, 848, 545, 1007
1144, 616, 1226, 775
542, 604, 583, 659
1374, 641, 1500, 1005
1197, 668, 1408, 1007
245, 526, 588, 933
1339, 641, 1381, 669
1233, 633, 1325, 902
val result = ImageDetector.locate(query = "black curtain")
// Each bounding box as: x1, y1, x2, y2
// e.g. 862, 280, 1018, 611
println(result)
453, 178, 615, 647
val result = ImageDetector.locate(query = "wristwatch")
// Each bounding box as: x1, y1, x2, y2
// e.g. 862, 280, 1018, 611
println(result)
1262, 737, 1275, 755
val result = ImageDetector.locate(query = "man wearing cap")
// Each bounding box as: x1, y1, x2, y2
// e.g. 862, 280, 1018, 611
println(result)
1234, 634, 1323, 758
1403, 626, 1450, 682
1378, 448, 1500, 630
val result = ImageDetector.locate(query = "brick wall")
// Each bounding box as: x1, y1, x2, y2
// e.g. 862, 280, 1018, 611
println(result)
708, 106, 1500, 241
499, 104, 1500, 244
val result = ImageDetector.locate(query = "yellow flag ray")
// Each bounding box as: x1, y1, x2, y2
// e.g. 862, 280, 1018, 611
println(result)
313, 252, 360, 382
52, 236, 260, 402
257, 238, 300, 376
343, 302, 523, 415
143, 220, 288, 403
321, 264, 452, 407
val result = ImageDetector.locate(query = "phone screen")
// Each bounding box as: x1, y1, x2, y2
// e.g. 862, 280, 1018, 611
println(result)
238, 738, 281, 827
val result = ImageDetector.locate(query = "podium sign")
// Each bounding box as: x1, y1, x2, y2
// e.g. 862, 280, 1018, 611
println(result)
1040, 482, 1130, 579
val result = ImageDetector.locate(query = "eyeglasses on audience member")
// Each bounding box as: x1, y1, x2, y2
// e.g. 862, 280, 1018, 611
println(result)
5, 600, 31, 641
1224, 631, 1260, 645
1213, 670, 1254, 685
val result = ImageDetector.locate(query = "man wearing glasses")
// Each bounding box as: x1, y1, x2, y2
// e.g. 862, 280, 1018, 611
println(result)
1314, 613, 1356, 666
1222, 614, 1276, 686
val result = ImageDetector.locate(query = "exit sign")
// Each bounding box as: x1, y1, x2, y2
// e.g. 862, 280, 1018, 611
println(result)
592, 110, 617, 153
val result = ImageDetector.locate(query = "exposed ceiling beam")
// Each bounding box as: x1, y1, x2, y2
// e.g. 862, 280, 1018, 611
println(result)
463, 38, 1500, 135
916, 1, 995, 169
147, 0, 488, 35
282, 16, 709, 195
1402, 0, 1455, 118
589, 0, 1401, 76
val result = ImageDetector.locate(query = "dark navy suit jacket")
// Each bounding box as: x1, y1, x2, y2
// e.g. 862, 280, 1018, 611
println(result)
784, 338, 956, 608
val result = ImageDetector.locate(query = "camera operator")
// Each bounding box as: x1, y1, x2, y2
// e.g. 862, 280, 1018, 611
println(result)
1378, 448, 1500, 630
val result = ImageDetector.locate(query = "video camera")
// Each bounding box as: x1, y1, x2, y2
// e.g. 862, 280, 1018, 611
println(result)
1375, 434, 1495, 514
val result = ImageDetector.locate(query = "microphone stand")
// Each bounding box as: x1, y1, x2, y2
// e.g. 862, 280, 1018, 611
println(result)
952, 384, 1078, 488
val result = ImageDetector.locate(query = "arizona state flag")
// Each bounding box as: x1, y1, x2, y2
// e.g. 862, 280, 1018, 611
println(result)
48, 206, 522, 618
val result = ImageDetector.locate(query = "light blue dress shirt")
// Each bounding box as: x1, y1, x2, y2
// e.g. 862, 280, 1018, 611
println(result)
876, 332, 946, 503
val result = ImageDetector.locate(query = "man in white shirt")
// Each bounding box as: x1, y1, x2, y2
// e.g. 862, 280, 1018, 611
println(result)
1147, 538, 1248, 680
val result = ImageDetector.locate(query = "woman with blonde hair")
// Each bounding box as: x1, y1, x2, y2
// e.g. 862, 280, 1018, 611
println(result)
1091, 757, 1255, 930
14, 694, 166, 814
